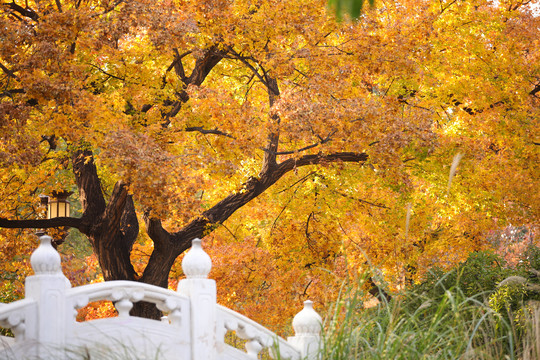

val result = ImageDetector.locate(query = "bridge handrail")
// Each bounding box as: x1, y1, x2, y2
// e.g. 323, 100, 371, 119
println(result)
0, 299, 36, 340
217, 304, 301, 359
66, 280, 190, 317
0, 235, 322, 360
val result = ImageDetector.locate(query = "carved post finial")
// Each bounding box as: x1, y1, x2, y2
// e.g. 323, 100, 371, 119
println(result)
30, 234, 62, 275
181, 238, 212, 279
288, 300, 322, 359
292, 300, 322, 336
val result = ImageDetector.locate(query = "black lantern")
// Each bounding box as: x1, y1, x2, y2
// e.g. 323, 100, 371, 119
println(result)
42, 190, 73, 247
47, 190, 72, 219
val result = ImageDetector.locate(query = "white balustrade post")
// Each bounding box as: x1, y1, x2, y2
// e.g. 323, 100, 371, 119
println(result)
24, 234, 71, 358
177, 238, 216, 360
287, 300, 322, 360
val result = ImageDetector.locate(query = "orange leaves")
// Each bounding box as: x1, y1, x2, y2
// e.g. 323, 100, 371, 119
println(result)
100, 129, 204, 221
76, 301, 117, 322
201, 235, 344, 335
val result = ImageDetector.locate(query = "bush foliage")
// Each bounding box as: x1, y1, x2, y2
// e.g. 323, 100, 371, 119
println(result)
322, 245, 540, 359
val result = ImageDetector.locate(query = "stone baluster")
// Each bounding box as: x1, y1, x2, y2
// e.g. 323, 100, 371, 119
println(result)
237, 324, 267, 359
157, 297, 184, 327
287, 300, 322, 360
111, 289, 144, 317
24, 234, 71, 358
177, 238, 216, 360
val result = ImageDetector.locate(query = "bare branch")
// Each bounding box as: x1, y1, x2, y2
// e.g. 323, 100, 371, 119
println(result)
267, 130, 337, 155
185, 126, 235, 138
276, 171, 317, 194
89, 64, 125, 81
3, 1, 39, 21
226, 47, 269, 88
0, 62, 20, 80
530, 83, 540, 97
331, 189, 389, 209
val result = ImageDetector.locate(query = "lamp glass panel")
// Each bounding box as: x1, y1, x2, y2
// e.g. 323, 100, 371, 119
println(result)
48, 200, 60, 219
59, 202, 69, 217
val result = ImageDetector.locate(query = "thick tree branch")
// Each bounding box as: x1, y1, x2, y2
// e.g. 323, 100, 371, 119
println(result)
162, 49, 191, 87
172, 49, 191, 82
143, 212, 172, 249
161, 47, 226, 127
187, 46, 227, 86
73, 150, 107, 223
100, 181, 129, 231
72, 169, 138, 282
169, 151, 369, 254
1, 89, 25, 97
139, 214, 177, 289
0, 217, 82, 229
276, 152, 369, 178
261, 77, 281, 175
367, 276, 392, 302
120, 195, 139, 246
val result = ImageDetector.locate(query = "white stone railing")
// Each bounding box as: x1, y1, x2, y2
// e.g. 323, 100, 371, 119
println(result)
0, 235, 322, 360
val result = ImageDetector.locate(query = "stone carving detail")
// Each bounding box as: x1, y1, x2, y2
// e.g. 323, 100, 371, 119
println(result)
292, 300, 322, 335
182, 238, 212, 278
0, 311, 25, 340
224, 319, 272, 358
30, 235, 62, 274
111, 288, 145, 317
157, 297, 184, 327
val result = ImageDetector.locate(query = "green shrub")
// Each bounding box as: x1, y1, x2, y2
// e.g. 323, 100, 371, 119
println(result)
320, 247, 540, 359
416, 251, 509, 299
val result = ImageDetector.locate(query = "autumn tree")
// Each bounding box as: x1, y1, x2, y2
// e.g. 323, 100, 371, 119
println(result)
1, 0, 538, 321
